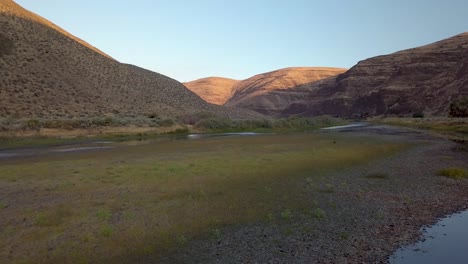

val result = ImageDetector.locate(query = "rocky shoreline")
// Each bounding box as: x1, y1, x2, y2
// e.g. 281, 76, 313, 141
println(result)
157, 126, 468, 263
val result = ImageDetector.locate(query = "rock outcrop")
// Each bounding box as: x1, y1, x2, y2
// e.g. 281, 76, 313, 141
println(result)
283, 33, 468, 117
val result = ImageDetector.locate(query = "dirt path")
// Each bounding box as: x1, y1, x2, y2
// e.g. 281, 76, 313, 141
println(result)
158, 125, 468, 263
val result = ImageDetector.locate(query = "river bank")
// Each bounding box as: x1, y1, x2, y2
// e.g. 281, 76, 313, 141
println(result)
159, 125, 468, 263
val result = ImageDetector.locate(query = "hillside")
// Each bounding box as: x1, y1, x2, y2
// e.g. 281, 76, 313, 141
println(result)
0, 0, 255, 119
282, 33, 468, 117
184, 77, 239, 105
186, 67, 346, 114
0, 0, 112, 60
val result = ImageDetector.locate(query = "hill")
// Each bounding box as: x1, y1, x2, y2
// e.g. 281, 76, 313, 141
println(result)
184, 77, 239, 105
186, 67, 346, 115
0, 0, 254, 119
282, 33, 468, 117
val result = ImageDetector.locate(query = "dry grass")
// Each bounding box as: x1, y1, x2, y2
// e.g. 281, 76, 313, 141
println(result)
184, 77, 240, 105
0, 133, 407, 263
438, 168, 468, 180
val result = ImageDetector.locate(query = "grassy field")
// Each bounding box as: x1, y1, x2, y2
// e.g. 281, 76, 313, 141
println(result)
0, 133, 407, 263
371, 117, 468, 140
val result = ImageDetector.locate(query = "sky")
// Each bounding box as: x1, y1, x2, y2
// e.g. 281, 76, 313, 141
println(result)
15, 0, 468, 82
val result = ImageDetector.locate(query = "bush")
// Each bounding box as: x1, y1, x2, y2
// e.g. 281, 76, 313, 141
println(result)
146, 113, 159, 119
159, 119, 175, 127
438, 168, 468, 179
0, 34, 14, 57
412, 112, 424, 118
195, 118, 233, 130
311, 208, 326, 219
180, 111, 218, 125
26, 119, 41, 130
449, 97, 468, 117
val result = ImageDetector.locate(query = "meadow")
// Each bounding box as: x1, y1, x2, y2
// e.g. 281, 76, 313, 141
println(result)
0, 133, 407, 263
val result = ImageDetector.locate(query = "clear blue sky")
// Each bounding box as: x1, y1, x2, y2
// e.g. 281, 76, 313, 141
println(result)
15, 0, 468, 82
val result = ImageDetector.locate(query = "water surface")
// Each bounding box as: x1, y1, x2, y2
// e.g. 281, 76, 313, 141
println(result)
390, 210, 468, 264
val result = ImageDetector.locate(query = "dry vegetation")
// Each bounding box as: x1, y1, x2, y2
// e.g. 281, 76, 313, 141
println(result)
183, 77, 239, 105
0, 0, 257, 120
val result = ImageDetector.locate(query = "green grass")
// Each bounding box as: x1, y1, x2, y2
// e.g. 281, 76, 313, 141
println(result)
280, 210, 292, 220
310, 208, 327, 219
438, 168, 468, 179
96, 209, 112, 221
0, 133, 407, 263
100, 224, 114, 237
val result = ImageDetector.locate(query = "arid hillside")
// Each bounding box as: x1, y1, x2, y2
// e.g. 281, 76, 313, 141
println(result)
225, 67, 346, 111
186, 67, 346, 114
0, 0, 255, 119
184, 77, 239, 105
282, 33, 468, 117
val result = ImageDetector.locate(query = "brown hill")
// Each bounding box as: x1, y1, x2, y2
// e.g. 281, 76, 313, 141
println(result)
184, 77, 239, 105
225, 67, 346, 114
282, 33, 468, 117
0, 0, 255, 119
186, 67, 345, 114
0, 0, 112, 60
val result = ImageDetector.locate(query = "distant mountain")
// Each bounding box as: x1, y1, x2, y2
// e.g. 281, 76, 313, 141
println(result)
186, 67, 346, 115
0, 0, 255, 119
184, 77, 239, 105
282, 33, 468, 117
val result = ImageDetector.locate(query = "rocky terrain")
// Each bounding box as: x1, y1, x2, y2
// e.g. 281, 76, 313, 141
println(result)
281, 33, 468, 117
0, 0, 256, 119
186, 34, 468, 118
184, 77, 239, 105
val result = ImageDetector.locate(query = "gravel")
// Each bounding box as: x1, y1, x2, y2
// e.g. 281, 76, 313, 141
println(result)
157, 125, 468, 264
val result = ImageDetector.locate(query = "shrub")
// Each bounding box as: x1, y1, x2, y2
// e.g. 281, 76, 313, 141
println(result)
159, 119, 175, 127
100, 224, 113, 237
412, 112, 424, 118
166, 127, 190, 135
180, 111, 218, 125
147, 113, 159, 119
339, 232, 349, 240
177, 235, 188, 246
311, 208, 326, 219
449, 97, 468, 117
96, 209, 112, 221
438, 168, 468, 179
195, 118, 233, 130
210, 228, 221, 240
280, 209, 292, 220
0, 34, 14, 57
26, 119, 41, 130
